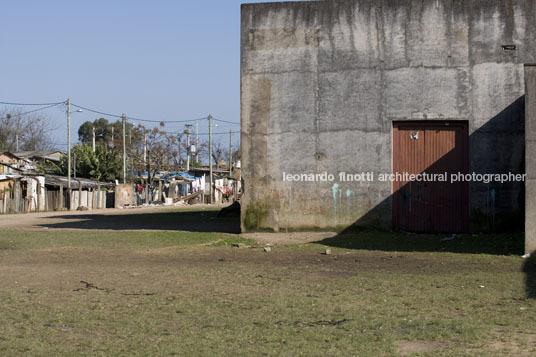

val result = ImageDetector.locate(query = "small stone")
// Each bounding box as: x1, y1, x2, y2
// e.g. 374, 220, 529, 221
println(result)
324, 249, 332, 255
232, 243, 246, 249
264, 247, 271, 253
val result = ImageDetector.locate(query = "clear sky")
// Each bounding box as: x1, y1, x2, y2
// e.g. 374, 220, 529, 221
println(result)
0, 0, 286, 150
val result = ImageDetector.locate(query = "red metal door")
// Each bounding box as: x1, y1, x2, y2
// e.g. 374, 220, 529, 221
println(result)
392, 121, 469, 233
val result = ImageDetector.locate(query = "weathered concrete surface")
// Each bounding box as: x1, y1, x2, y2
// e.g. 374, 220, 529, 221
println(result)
526, 64, 536, 254
241, 0, 535, 232
114, 184, 135, 209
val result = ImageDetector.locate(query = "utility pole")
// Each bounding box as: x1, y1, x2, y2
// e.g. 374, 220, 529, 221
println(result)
177, 135, 181, 169
195, 120, 199, 163
67, 98, 72, 189
143, 133, 147, 167
15, 134, 19, 152
209, 114, 213, 204
122, 114, 126, 184
129, 127, 132, 176
92, 127, 96, 152
185, 124, 193, 172
229, 131, 232, 176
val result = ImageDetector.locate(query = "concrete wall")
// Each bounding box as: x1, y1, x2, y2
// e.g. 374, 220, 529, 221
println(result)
241, 0, 535, 232
115, 184, 135, 208
69, 190, 105, 210
526, 64, 536, 254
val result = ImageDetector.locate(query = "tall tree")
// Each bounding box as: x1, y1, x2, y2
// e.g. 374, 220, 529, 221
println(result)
46, 144, 121, 181
78, 118, 142, 151
211, 139, 226, 167
78, 118, 115, 147
0, 107, 56, 151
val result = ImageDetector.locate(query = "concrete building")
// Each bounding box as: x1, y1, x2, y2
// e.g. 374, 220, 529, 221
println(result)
240, 0, 535, 249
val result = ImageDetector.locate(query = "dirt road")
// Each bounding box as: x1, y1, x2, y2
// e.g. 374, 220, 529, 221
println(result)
0, 205, 235, 232
0, 206, 338, 244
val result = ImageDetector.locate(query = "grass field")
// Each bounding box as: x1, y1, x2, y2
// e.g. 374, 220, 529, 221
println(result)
0, 208, 534, 356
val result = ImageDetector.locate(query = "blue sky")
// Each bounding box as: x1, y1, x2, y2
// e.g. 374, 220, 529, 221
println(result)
0, 0, 284, 150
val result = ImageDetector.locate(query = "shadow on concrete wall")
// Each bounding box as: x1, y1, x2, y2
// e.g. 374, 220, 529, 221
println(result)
320, 95, 526, 255
524, 254, 536, 299
317, 95, 529, 296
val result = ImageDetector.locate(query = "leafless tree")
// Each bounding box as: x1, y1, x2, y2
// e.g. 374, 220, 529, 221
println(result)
0, 107, 56, 151
211, 139, 226, 167
130, 123, 180, 188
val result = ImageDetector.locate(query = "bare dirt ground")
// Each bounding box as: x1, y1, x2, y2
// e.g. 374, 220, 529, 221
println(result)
240, 231, 338, 245
0, 204, 241, 233
0, 242, 533, 356
0, 205, 225, 230
0, 206, 336, 244
0, 207, 534, 355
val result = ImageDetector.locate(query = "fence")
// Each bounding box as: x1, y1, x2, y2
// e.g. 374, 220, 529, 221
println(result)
0, 191, 28, 214
0, 187, 113, 214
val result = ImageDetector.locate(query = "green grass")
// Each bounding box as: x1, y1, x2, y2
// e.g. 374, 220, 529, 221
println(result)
0, 226, 534, 356
0, 230, 256, 250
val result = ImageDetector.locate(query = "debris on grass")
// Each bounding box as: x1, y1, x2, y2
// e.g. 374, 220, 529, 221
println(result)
441, 234, 457, 242
73, 281, 114, 293
275, 319, 352, 328
232, 243, 247, 249
204, 239, 224, 246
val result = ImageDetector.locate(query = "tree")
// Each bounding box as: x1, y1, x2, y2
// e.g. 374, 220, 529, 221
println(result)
46, 144, 121, 182
78, 118, 114, 146
211, 139, 226, 168
78, 118, 143, 152
0, 107, 56, 151
129, 123, 189, 203
232, 145, 241, 162
78, 121, 95, 145
208, 139, 240, 169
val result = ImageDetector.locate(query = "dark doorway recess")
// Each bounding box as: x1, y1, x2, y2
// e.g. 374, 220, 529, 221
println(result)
392, 121, 469, 233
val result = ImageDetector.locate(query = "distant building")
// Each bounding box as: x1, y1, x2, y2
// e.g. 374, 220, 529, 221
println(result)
13, 150, 62, 163
0, 152, 31, 172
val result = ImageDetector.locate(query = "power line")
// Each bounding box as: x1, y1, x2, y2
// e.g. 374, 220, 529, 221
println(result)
69, 103, 123, 119
197, 131, 240, 136
167, 130, 240, 136
70, 102, 211, 124
213, 117, 240, 125
0, 103, 62, 120
0, 100, 64, 106
127, 116, 209, 124
1, 99, 241, 125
